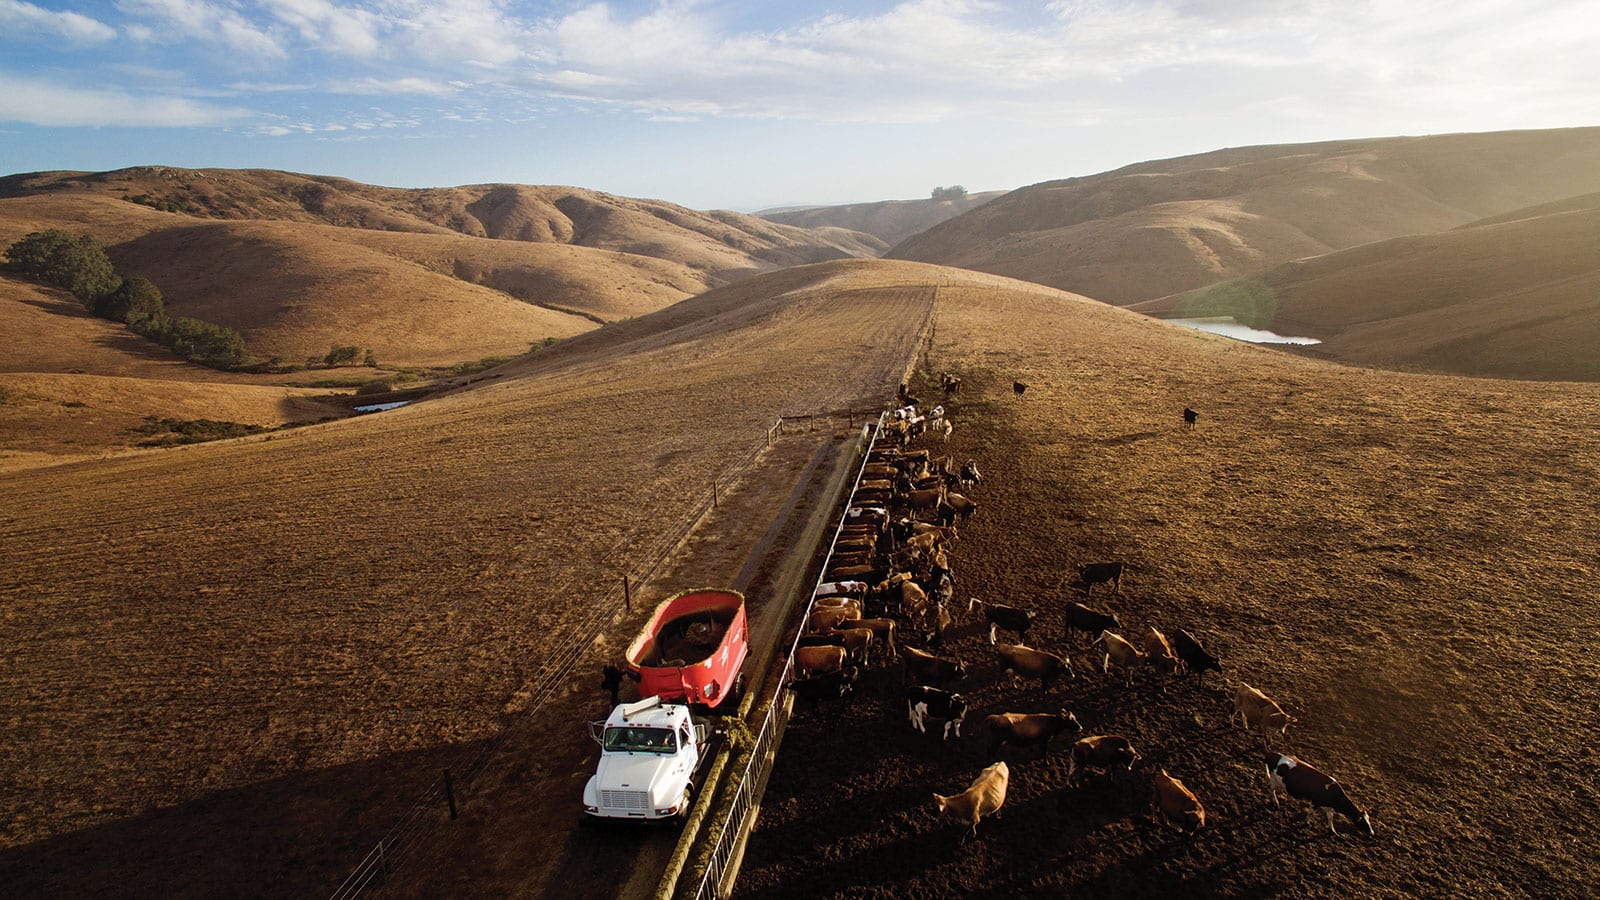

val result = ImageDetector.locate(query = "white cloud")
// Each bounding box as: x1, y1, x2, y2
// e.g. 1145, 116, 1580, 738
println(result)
0, 74, 254, 126
329, 76, 458, 96
261, 0, 383, 57
117, 0, 286, 58
0, 0, 117, 42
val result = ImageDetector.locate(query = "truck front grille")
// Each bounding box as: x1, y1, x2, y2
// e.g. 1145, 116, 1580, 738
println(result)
601, 790, 650, 811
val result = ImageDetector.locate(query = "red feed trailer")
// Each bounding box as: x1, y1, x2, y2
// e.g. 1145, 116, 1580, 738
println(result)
626, 588, 749, 710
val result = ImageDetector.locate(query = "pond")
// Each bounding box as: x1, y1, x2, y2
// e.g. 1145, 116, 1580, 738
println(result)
1169, 317, 1321, 345
353, 400, 412, 412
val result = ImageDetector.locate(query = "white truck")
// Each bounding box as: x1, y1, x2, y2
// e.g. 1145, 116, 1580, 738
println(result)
582, 696, 710, 823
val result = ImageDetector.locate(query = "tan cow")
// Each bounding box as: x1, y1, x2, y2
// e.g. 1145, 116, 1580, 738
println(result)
1232, 683, 1294, 738
1152, 769, 1205, 833
1094, 631, 1144, 685
1144, 626, 1180, 675
933, 761, 1010, 838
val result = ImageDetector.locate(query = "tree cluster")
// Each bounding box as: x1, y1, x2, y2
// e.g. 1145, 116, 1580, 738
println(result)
931, 185, 969, 201
4, 230, 249, 370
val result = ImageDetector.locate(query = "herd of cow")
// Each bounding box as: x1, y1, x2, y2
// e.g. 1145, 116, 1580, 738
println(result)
784, 396, 1375, 845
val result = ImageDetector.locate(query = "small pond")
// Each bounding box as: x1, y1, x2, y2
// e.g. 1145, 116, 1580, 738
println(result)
1169, 317, 1321, 345
353, 400, 412, 413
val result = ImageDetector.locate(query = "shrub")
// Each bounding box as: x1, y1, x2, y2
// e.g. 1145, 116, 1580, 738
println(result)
355, 380, 393, 395
324, 345, 361, 366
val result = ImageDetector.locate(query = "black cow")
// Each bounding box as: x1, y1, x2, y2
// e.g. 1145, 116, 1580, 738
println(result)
1079, 561, 1125, 595
1013, 381, 1028, 397
1174, 629, 1222, 681
1183, 407, 1199, 427
788, 667, 860, 706
1064, 601, 1121, 640
968, 597, 1036, 645
1266, 753, 1374, 835
905, 685, 969, 739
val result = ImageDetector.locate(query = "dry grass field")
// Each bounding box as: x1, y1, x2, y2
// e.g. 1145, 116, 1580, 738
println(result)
1132, 192, 1600, 382
890, 127, 1600, 305
737, 277, 1600, 897
3, 225, 1598, 899
0, 259, 947, 897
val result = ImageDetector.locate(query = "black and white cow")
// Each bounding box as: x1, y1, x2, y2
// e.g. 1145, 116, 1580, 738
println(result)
1265, 753, 1374, 835
905, 685, 969, 740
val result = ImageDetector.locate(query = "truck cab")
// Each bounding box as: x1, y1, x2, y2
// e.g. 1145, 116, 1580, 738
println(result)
582, 696, 709, 822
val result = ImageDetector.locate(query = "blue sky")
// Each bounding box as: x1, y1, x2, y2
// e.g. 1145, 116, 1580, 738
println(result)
3, 0, 1599, 210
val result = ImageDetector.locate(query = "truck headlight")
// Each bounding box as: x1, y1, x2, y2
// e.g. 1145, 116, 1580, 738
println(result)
655, 804, 679, 816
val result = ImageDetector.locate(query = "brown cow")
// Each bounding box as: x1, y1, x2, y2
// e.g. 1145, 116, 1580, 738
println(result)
794, 645, 847, 677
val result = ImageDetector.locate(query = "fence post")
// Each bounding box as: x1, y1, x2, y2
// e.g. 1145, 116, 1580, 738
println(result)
623, 574, 632, 612
713, 479, 719, 510
443, 769, 458, 820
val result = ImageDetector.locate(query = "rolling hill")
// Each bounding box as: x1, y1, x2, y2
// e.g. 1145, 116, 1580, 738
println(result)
889, 127, 1600, 306
0, 168, 880, 367
1130, 192, 1600, 381
757, 191, 1004, 247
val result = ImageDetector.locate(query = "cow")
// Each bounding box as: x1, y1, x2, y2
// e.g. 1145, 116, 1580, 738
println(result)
959, 460, 982, 488
826, 563, 886, 583
941, 493, 977, 523
1152, 769, 1205, 833
816, 580, 868, 600
836, 626, 875, 665
994, 642, 1074, 690
794, 644, 847, 677
1094, 631, 1144, 685
902, 646, 966, 686
1064, 602, 1121, 641
967, 597, 1036, 645
930, 417, 953, 443
1068, 735, 1141, 785
1144, 626, 1180, 675
1183, 407, 1199, 428
904, 487, 945, 516
985, 711, 1082, 758
878, 572, 930, 624
808, 606, 860, 632
813, 596, 862, 615
1079, 561, 1125, 595
933, 761, 1010, 838
1266, 754, 1374, 835
1173, 629, 1222, 682
941, 372, 961, 397
1233, 684, 1294, 738
852, 617, 898, 658
905, 686, 969, 740
1013, 381, 1028, 397
787, 666, 859, 706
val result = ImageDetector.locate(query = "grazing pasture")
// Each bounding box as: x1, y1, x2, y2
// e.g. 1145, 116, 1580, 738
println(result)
737, 281, 1600, 898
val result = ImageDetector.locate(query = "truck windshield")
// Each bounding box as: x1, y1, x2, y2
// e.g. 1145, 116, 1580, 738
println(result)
603, 726, 677, 753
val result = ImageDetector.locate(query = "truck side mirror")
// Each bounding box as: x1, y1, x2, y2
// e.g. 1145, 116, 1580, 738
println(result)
694, 724, 708, 744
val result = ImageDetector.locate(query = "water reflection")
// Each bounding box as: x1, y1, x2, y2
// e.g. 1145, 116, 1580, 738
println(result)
1169, 317, 1321, 345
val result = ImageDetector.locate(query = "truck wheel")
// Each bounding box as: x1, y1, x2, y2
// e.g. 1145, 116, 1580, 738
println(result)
674, 786, 694, 827
728, 673, 747, 706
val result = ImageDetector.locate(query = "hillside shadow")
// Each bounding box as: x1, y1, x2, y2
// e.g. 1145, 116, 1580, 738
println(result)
0, 738, 484, 900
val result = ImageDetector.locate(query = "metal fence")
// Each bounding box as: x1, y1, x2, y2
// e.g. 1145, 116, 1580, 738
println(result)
687, 412, 888, 900
331, 416, 797, 899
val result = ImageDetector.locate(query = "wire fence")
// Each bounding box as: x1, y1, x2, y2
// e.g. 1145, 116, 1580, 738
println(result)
331, 414, 841, 899
686, 412, 888, 900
